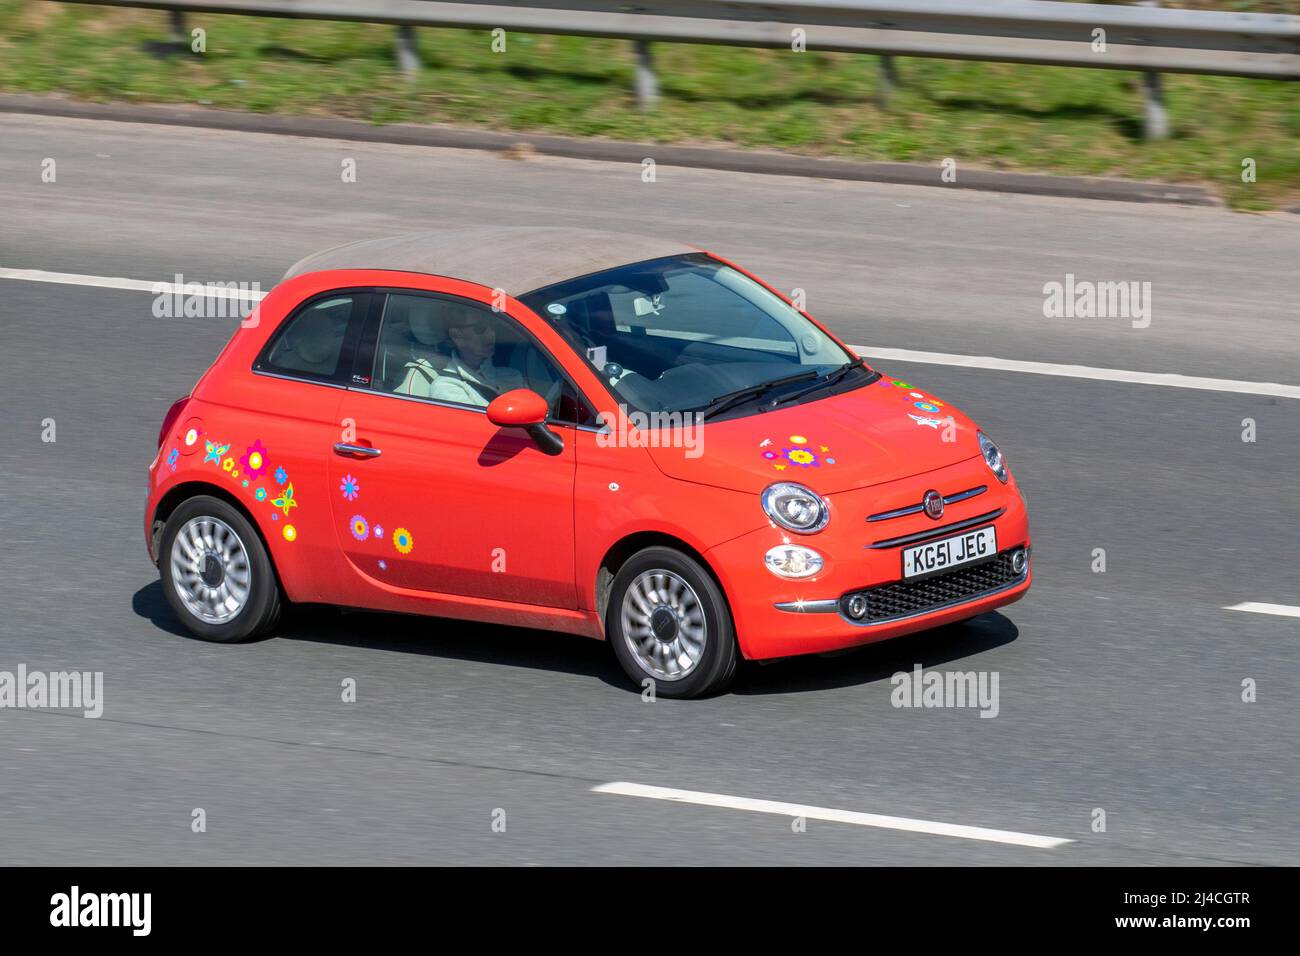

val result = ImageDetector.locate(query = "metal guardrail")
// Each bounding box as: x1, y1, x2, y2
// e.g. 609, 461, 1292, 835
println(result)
51, 0, 1300, 138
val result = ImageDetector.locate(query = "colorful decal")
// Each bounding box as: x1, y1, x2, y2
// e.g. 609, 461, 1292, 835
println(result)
282, 524, 297, 542
166, 448, 179, 472
272, 483, 298, 516
350, 515, 369, 541
913, 401, 942, 413
908, 414, 944, 429
240, 440, 269, 480
204, 441, 229, 465
891, 380, 912, 389
221, 457, 235, 473
762, 435, 837, 471
373, 524, 384, 539
184, 428, 199, 447
275, 466, 288, 486
255, 488, 267, 501
393, 528, 414, 554
340, 474, 360, 501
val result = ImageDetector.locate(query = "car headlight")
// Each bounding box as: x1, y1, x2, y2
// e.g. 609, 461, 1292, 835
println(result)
761, 482, 829, 534
977, 430, 1008, 484
765, 545, 824, 579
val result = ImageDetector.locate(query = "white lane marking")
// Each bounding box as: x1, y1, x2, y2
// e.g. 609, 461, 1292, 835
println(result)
0, 267, 266, 301
1223, 602, 1300, 619
3, 268, 1293, 399
853, 346, 1300, 401
591, 781, 1072, 849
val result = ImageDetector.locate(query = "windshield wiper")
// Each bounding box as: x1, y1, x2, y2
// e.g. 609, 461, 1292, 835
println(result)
698, 369, 821, 420
769, 357, 871, 408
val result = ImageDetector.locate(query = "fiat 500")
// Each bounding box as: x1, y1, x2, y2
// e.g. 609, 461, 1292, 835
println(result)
146, 227, 1031, 697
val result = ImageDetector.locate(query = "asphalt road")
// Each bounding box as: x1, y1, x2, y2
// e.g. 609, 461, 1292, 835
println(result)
0, 113, 1297, 865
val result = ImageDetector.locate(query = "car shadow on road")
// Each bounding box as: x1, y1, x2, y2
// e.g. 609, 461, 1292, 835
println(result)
733, 613, 1019, 696
133, 580, 1019, 696
131, 579, 622, 686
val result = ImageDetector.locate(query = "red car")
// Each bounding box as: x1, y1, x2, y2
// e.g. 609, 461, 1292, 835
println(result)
146, 228, 1030, 697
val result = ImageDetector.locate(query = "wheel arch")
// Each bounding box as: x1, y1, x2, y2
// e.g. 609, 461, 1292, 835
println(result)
594, 531, 732, 625
152, 481, 283, 591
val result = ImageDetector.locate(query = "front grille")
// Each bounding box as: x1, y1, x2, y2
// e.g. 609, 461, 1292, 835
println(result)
840, 551, 1025, 624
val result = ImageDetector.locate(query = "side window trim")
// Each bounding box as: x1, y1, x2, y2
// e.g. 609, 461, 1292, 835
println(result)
252, 288, 372, 388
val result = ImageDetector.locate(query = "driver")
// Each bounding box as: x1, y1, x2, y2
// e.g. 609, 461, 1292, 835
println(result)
430, 309, 525, 407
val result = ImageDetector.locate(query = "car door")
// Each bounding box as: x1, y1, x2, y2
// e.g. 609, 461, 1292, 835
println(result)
328, 289, 583, 609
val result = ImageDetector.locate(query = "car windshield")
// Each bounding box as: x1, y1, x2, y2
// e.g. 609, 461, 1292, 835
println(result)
518, 253, 868, 417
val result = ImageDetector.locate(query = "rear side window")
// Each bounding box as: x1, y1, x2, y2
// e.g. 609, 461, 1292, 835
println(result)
255, 292, 369, 384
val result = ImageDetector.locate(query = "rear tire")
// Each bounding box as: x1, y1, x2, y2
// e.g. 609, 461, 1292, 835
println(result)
159, 495, 282, 643
606, 547, 738, 698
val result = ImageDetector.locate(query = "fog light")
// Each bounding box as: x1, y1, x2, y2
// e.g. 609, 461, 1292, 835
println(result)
845, 594, 868, 619
764, 545, 823, 579
1011, 548, 1028, 575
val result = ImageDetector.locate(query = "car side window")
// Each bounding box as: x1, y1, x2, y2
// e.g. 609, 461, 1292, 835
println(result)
368, 292, 595, 425
256, 292, 368, 384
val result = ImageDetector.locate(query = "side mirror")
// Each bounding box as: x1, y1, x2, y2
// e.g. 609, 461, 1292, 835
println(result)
486, 389, 564, 456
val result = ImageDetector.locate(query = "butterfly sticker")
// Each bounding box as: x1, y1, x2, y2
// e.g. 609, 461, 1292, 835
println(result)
908, 415, 944, 429
272, 482, 299, 516
204, 440, 230, 465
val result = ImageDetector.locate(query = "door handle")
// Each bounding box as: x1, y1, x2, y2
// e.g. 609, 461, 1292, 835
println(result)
333, 442, 381, 458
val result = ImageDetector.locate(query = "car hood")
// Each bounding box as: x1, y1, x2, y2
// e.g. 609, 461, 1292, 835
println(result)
647, 377, 984, 495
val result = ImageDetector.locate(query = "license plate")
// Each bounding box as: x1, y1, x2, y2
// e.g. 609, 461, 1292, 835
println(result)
902, 526, 997, 580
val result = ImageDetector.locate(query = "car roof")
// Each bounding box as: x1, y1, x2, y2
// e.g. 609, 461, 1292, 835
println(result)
282, 227, 700, 297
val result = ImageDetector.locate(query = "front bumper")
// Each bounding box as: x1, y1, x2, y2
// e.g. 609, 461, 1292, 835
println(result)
706, 458, 1032, 660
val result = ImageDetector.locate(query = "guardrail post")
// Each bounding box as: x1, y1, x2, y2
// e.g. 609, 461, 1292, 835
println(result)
633, 40, 659, 111
879, 54, 899, 105
1135, 0, 1170, 140
395, 25, 421, 77
167, 9, 187, 44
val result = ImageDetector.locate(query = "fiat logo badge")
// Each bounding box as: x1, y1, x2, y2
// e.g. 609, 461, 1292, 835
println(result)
923, 490, 944, 520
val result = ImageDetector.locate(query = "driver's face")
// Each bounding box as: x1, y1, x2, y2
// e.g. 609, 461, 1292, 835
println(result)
449, 319, 495, 365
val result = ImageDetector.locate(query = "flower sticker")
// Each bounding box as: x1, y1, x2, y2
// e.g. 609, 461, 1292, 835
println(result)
350, 515, 369, 541
255, 488, 267, 502
764, 434, 835, 470
340, 474, 360, 501
184, 428, 199, 447
275, 466, 288, 486
373, 525, 384, 539
272, 483, 298, 516
222, 457, 235, 473
393, 528, 414, 554
204, 441, 229, 465
914, 401, 942, 413
241, 440, 269, 480
283, 524, 297, 542
782, 446, 818, 468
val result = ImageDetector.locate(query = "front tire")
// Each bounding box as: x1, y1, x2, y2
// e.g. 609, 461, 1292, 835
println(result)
606, 547, 738, 698
159, 495, 282, 642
